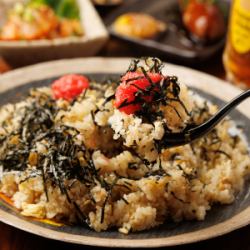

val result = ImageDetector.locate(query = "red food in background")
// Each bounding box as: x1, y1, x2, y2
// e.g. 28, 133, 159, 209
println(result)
182, 0, 226, 41
52, 74, 89, 101
114, 71, 163, 114
0, 58, 11, 73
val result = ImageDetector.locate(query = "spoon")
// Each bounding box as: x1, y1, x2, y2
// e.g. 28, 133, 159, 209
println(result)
161, 89, 250, 148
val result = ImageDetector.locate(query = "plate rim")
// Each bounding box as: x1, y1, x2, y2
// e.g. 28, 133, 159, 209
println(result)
0, 207, 250, 248
0, 57, 249, 248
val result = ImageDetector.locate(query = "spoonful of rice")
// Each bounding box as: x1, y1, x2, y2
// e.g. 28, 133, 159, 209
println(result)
113, 58, 250, 149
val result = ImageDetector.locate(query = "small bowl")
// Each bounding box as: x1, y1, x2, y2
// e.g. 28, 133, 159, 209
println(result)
0, 0, 109, 67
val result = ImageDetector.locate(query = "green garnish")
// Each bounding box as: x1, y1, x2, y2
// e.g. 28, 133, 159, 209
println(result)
29, 0, 80, 19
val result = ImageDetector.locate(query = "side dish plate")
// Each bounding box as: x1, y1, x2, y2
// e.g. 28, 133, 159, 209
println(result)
0, 58, 249, 247
0, 0, 109, 67
104, 0, 229, 64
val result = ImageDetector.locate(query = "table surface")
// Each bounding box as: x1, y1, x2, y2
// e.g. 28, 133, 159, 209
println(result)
0, 4, 249, 250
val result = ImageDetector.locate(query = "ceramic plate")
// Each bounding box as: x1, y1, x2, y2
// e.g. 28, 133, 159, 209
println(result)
0, 58, 249, 248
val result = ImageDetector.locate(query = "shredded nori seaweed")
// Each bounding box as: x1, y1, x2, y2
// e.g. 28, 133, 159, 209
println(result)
0, 57, 237, 228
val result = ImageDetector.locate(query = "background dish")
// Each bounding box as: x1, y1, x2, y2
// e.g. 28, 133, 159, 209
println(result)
0, 57, 249, 247
0, 0, 109, 67
105, 0, 230, 64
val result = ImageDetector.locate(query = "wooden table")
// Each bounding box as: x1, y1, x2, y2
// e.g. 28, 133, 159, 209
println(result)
0, 5, 249, 250
1, 220, 249, 250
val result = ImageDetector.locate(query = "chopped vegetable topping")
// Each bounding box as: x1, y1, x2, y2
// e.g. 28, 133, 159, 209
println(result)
52, 74, 89, 101
114, 71, 163, 114
0, 1, 83, 41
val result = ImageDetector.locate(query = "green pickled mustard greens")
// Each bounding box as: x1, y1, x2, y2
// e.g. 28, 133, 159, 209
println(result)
29, 0, 80, 19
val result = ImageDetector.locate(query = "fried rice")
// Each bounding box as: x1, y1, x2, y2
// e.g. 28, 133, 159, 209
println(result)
0, 59, 249, 234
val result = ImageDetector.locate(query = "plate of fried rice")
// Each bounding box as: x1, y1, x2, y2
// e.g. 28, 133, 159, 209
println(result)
0, 57, 249, 247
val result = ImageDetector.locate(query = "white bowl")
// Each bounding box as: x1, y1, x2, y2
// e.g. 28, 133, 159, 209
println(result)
0, 0, 109, 66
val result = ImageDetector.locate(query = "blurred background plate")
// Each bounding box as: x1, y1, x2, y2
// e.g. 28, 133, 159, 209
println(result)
104, 0, 230, 65
0, 0, 109, 67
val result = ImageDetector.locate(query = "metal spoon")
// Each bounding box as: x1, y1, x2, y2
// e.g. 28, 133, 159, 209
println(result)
161, 89, 250, 148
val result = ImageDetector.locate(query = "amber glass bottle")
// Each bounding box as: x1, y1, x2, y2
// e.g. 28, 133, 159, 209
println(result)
223, 0, 250, 88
